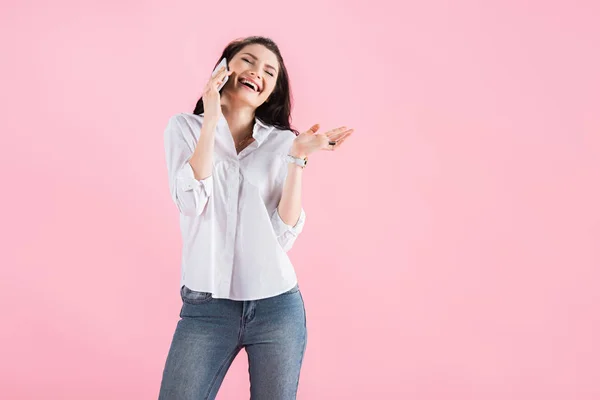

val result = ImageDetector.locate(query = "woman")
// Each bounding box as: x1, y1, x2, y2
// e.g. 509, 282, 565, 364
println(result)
159, 36, 353, 399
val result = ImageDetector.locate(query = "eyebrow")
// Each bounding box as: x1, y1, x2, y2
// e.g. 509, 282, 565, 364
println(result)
241, 52, 278, 72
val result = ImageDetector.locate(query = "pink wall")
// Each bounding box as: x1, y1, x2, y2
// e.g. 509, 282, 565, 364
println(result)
2, 0, 599, 398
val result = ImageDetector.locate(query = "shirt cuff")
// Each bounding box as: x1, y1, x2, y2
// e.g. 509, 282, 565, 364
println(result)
271, 207, 306, 237
176, 162, 213, 196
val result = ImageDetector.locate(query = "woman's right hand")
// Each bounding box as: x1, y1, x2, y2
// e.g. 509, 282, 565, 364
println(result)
202, 66, 233, 123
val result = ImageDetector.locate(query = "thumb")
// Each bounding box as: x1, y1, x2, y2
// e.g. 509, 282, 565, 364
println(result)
307, 124, 320, 134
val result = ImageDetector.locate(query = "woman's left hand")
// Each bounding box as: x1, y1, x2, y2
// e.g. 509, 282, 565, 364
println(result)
290, 124, 354, 158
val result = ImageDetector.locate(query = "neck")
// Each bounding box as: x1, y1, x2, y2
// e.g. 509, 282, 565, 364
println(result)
220, 94, 256, 141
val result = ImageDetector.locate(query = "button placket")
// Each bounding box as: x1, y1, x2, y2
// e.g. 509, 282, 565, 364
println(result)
220, 160, 240, 295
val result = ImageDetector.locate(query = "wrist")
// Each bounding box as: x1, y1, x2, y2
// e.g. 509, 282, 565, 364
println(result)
289, 144, 307, 159
201, 120, 218, 135
203, 112, 220, 126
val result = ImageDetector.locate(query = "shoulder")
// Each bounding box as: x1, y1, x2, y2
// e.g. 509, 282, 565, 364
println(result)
164, 113, 204, 142
165, 112, 204, 131
266, 126, 297, 153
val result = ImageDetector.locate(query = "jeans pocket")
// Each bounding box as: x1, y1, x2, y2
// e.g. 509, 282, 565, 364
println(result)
180, 285, 213, 305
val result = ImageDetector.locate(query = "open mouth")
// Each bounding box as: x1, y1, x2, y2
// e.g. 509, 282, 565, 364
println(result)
239, 77, 260, 93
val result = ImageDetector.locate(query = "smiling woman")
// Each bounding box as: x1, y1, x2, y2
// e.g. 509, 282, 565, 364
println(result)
193, 37, 296, 134
159, 35, 353, 400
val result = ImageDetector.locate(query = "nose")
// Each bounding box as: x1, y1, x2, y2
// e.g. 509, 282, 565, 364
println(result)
248, 69, 263, 85
248, 64, 263, 77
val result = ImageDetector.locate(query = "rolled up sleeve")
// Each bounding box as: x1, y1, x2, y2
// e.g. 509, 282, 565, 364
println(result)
270, 207, 306, 252
164, 116, 213, 217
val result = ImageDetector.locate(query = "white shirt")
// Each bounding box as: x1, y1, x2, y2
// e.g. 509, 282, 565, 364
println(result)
163, 112, 306, 300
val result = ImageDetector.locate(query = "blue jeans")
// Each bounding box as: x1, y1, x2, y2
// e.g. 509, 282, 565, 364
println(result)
158, 284, 307, 399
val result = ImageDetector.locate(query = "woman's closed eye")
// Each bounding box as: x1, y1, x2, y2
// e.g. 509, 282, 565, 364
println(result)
242, 57, 274, 77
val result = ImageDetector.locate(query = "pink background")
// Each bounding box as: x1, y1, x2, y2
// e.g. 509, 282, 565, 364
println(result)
2, 0, 599, 399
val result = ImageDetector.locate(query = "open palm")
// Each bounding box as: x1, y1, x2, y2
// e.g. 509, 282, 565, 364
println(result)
291, 124, 354, 158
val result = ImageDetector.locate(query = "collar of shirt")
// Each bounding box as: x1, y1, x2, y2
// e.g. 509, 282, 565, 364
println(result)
203, 113, 276, 147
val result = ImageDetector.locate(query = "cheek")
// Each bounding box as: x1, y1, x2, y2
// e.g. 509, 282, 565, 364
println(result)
263, 82, 277, 97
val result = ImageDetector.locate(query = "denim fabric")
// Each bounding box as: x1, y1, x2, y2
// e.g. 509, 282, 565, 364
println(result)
158, 284, 307, 399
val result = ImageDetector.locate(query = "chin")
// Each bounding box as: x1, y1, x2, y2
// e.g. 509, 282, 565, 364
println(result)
229, 92, 265, 109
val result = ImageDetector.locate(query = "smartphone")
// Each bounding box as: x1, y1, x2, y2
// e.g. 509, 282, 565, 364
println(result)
211, 57, 229, 91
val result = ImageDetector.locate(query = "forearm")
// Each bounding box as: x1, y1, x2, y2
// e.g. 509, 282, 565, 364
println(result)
189, 119, 217, 180
277, 152, 304, 226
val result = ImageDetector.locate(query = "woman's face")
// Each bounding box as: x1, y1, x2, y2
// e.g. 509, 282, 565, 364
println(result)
223, 44, 280, 109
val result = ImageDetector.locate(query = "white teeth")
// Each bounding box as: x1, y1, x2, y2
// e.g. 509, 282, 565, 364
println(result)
240, 78, 258, 92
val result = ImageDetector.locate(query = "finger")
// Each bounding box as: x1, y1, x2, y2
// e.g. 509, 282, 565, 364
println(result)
218, 67, 231, 79
319, 134, 332, 150
210, 67, 229, 85
303, 124, 320, 135
327, 128, 354, 141
325, 126, 351, 138
203, 82, 214, 95
204, 80, 219, 95
209, 66, 225, 81
328, 126, 352, 135
326, 129, 353, 142
204, 79, 218, 93
205, 80, 219, 93
336, 130, 354, 142
335, 133, 352, 147
326, 126, 348, 136
213, 65, 227, 76
213, 72, 228, 87
210, 73, 229, 90
323, 132, 352, 151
